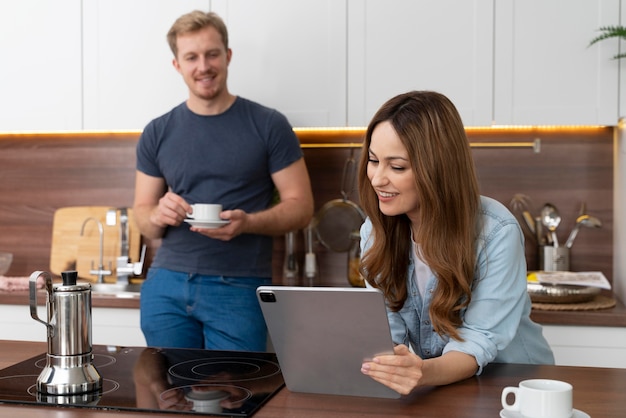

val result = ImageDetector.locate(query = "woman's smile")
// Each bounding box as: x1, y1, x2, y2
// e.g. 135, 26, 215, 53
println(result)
376, 190, 398, 202
367, 121, 419, 219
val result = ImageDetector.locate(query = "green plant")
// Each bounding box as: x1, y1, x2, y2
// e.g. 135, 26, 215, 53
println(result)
589, 26, 626, 59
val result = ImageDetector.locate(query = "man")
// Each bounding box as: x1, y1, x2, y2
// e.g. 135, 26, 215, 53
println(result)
133, 10, 314, 351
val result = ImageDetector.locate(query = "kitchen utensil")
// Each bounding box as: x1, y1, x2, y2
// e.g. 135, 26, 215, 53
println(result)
315, 150, 365, 252
522, 211, 536, 235
509, 194, 536, 238
347, 231, 364, 287
283, 231, 299, 283
539, 245, 570, 272
29, 270, 102, 395
540, 203, 561, 247
565, 214, 602, 249
535, 215, 545, 245
303, 221, 318, 285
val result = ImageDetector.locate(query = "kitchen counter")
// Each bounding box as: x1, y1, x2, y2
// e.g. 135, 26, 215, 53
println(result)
0, 288, 140, 309
1, 340, 625, 417
2, 287, 626, 327
6, 288, 626, 368
529, 290, 626, 327
0, 288, 144, 346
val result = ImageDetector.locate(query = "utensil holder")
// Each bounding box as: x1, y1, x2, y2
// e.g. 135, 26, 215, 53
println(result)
539, 246, 570, 271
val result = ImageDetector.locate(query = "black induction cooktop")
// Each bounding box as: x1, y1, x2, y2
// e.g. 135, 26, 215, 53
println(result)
0, 345, 284, 417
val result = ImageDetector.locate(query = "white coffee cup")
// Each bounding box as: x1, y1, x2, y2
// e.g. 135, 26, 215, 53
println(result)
501, 379, 573, 418
189, 204, 222, 221
185, 388, 228, 413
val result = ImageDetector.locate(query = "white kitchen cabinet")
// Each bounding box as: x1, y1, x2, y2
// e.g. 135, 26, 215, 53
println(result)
82, 0, 346, 129
211, 0, 347, 127
2, 1, 623, 131
91, 307, 145, 347
0, 0, 83, 131
493, 0, 620, 126
542, 325, 626, 368
81, 0, 210, 131
1, 304, 145, 348
346, 0, 494, 127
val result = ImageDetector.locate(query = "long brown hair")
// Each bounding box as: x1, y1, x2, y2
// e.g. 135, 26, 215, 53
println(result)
358, 91, 480, 340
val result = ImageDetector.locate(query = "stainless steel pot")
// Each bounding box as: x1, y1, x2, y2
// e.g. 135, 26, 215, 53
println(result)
29, 270, 102, 395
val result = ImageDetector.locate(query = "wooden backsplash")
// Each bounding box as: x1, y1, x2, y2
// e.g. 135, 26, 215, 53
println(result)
0, 128, 613, 287
284, 127, 614, 286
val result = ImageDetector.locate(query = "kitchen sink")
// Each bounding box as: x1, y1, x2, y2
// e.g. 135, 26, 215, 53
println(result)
89, 283, 142, 298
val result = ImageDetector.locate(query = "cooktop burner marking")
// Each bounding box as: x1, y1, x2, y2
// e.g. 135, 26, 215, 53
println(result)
0, 374, 38, 382
0, 346, 284, 417
26, 378, 120, 397
0, 375, 39, 400
169, 357, 280, 383
34, 354, 117, 369
191, 361, 260, 378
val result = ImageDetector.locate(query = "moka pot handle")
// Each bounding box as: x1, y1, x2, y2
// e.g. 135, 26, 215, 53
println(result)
29, 270, 54, 336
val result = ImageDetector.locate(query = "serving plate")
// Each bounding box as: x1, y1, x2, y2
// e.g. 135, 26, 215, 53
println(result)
527, 282, 600, 304
185, 219, 230, 229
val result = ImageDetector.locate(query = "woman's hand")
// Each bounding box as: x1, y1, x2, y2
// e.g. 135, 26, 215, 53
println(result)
360, 344, 423, 395
361, 345, 479, 394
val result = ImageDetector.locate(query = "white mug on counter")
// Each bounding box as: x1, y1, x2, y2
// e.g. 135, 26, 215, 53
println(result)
501, 379, 573, 418
189, 204, 222, 221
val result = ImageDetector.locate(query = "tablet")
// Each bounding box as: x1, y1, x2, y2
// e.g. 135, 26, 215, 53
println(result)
256, 286, 400, 399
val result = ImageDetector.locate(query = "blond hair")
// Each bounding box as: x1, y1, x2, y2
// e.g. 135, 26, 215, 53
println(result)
166, 11, 229, 57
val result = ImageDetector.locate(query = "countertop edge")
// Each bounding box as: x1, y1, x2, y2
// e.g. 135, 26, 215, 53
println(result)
2, 290, 625, 327
0, 290, 140, 309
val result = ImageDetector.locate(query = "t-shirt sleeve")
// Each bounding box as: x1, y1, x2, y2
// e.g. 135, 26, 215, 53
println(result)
265, 110, 303, 174
136, 121, 162, 178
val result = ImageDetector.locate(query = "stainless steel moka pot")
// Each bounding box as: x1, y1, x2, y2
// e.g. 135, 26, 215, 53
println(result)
29, 270, 102, 395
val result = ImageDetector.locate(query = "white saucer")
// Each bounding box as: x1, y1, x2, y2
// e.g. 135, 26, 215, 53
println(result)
500, 409, 589, 418
185, 219, 230, 229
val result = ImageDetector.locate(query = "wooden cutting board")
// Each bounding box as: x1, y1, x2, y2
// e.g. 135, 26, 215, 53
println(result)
50, 207, 141, 283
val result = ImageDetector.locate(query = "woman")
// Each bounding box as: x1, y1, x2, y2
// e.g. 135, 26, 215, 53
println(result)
358, 91, 554, 395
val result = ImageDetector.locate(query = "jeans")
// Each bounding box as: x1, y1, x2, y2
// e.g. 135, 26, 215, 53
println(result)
140, 268, 271, 351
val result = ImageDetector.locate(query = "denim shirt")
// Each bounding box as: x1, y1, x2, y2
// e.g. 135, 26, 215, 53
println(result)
360, 196, 554, 374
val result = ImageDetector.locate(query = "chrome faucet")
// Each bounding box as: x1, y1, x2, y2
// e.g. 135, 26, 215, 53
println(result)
80, 217, 112, 283
106, 208, 146, 284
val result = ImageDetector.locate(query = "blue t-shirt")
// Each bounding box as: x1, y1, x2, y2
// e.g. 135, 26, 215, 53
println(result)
136, 97, 302, 277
